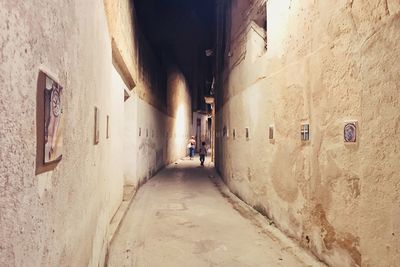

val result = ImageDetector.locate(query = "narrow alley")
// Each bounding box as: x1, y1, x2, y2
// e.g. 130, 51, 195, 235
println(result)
107, 157, 324, 267
1, 0, 399, 267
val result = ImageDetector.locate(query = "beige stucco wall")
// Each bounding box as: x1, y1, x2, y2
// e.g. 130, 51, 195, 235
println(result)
106, 0, 192, 188
0, 0, 191, 266
165, 67, 193, 162
104, 0, 166, 110
216, 1, 400, 266
122, 66, 191, 187
0, 1, 124, 266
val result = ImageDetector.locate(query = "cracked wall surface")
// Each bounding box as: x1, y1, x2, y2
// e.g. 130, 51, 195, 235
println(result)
215, 0, 400, 266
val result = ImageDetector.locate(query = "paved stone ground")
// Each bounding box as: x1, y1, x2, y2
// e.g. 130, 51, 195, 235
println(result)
107, 157, 326, 267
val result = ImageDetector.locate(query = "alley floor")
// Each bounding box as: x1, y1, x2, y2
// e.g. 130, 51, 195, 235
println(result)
107, 157, 326, 267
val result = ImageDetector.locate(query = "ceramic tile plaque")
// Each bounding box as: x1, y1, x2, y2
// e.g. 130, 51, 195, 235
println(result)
301, 123, 310, 141
344, 121, 357, 143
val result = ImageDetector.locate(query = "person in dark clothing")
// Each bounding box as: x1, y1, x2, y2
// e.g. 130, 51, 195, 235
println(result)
199, 141, 207, 166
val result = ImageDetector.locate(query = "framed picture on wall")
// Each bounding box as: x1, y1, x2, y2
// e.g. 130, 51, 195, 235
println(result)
36, 70, 64, 174
269, 125, 274, 140
94, 107, 100, 145
106, 115, 110, 139
245, 127, 250, 140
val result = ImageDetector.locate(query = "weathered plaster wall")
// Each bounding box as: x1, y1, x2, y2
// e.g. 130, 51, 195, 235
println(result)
0, 0, 191, 266
165, 68, 192, 162
106, 0, 192, 189
122, 66, 191, 188
104, 0, 166, 110
216, 1, 400, 266
0, 1, 124, 266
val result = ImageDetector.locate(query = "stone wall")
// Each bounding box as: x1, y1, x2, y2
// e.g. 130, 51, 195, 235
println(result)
0, 0, 191, 266
215, 1, 400, 266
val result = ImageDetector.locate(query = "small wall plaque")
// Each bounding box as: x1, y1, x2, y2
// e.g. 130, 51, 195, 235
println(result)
344, 121, 357, 143
94, 107, 100, 145
139, 127, 142, 137
146, 129, 149, 138
233, 129, 236, 139
245, 127, 250, 140
269, 125, 274, 140
106, 115, 110, 139
301, 123, 310, 141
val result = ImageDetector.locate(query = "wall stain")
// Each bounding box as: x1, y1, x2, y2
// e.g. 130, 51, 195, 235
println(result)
312, 204, 361, 266
347, 177, 360, 199
270, 145, 299, 203
247, 167, 253, 182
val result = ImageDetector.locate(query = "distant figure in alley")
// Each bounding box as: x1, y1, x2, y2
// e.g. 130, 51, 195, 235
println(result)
199, 141, 207, 166
188, 136, 196, 160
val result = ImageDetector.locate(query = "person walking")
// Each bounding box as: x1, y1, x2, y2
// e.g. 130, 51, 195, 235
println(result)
188, 136, 196, 160
199, 141, 207, 166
